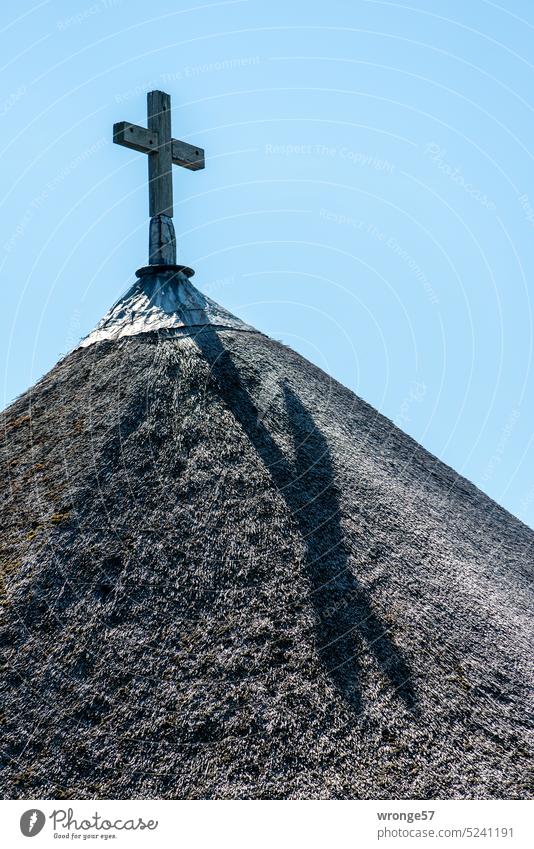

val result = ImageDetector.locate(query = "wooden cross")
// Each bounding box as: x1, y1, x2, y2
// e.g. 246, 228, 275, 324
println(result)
113, 90, 204, 266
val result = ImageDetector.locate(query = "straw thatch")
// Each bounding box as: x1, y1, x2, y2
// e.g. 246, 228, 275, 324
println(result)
0, 308, 532, 799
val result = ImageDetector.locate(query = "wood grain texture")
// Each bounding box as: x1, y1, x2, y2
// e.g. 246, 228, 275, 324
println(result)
147, 90, 173, 217
113, 122, 158, 154
172, 138, 205, 170
113, 91, 206, 225
148, 214, 176, 265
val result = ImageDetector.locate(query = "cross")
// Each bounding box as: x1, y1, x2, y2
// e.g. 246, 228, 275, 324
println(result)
113, 90, 204, 268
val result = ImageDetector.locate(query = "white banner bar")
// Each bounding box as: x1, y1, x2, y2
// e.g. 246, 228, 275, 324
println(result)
1, 799, 532, 849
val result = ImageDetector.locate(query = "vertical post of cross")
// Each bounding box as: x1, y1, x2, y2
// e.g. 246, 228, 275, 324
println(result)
147, 90, 173, 218
113, 89, 205, 273
147, 90, 176, 265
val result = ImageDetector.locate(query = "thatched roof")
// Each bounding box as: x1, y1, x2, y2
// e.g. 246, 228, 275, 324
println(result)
1, 271, 532, 799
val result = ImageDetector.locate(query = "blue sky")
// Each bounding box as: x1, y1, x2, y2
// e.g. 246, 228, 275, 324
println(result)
2, 0, 534, 526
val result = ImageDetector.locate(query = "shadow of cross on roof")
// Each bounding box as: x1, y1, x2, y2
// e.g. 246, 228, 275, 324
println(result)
192, 323, 418, 715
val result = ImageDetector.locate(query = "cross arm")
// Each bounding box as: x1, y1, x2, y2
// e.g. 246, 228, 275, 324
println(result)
113, 121, 158, 154
171, 138, 205, 171
113, 121, 204, 171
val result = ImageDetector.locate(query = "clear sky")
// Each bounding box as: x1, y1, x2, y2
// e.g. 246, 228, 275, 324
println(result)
2, 0, 534, 527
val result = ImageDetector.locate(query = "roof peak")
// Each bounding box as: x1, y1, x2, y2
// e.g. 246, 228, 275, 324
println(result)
78, 269, 253, 349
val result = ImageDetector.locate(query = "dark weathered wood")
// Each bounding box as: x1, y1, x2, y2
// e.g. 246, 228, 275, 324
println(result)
149, 214, 176, 265
113, 90, 205, 264
114, 122, 204, 170
147, 90, 173, 218
172, 139, 205, 171
113, 122, 159, 154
